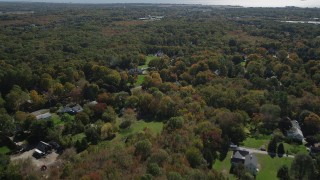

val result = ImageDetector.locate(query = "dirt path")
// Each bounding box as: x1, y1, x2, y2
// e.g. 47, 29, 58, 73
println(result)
10, 149, 59, 168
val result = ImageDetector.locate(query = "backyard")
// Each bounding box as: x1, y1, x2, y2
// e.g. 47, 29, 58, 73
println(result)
213, 151, 293, 180
135, 55, 156, 86
243, 136, 308, 155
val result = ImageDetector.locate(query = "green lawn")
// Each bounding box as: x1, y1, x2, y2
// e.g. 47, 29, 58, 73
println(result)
114, 120, 163, 142
72, 133, 86, 143
138, 55, 155, 69
135, 75, 145, 86
213, 151, 293, 180
283, 143, 307, 155
213, 151, 237, 180
0, 146, 10, 155
51, 113, 65, 126
242, 137, 270, 149
243, 137, 307, 155
135, 55, 156, 86
255, 153, 293, 180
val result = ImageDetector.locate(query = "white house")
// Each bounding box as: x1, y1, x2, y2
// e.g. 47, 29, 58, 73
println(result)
287, 120, 304, 142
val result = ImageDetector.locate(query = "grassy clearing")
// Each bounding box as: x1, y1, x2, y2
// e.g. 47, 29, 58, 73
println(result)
138, 55, 155, 69
51, 113, 64, 125
0, 146, 10, 155
283, 143, 307, 155
113, 120, 163, 142
213, 151, 237, 180
243, 136, 307, 155
255, 153, 293, 180
135, 75, 145, 86
242, 137, 270, 149
136, 55, 156, 86
72, 133, 86, 143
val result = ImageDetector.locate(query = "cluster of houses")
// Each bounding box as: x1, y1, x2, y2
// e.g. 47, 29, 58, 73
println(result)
139, 15, 164, 21
29, 104, 84, 121
9, 103, 85, 158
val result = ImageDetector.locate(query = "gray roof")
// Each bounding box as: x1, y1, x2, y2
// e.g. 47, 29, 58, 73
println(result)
233, 149, 250, 158
233, 151, 246, 160
35, 112, 52, 120
245, 154, 258, 167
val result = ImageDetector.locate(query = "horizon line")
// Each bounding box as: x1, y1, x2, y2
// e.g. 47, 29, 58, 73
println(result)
0, 1, 319, 8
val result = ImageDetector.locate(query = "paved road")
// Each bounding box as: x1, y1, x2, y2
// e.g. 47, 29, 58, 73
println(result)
237, 146, 295, 158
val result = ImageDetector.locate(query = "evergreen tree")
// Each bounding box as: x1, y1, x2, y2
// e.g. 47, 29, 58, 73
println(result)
277, 165, 290, 180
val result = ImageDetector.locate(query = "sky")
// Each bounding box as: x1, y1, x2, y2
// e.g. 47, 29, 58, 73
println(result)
1, 0, 320, 8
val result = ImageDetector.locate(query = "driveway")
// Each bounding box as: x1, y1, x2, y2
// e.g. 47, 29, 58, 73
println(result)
237, 146, 295, 158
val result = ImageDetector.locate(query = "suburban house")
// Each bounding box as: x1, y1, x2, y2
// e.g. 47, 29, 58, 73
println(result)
287, 120, 304, 142
57, 104, 83, 115
32, 141, 52, 158
231, 148, 259, 176
31, 109, 52, 120
244, 154, 259, 176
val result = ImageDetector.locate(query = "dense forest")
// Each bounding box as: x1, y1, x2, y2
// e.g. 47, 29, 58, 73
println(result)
0, 2, 320, 180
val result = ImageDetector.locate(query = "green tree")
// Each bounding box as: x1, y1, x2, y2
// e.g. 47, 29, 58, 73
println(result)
5, 85, 29, 111
75, 138, 88, 153
302, 113, 320, 136
83, 83, 99, 101
101, 106, 117, 123
84, 126, 100, 144
147, 163, 161, 176
167, 172, 183, 180
165, 116, 184, 132
277, 165, 290, 180
135, 139, 152, 161
291, 154, 314, 180
277, 143, 285, 156
0, 113, 15, 136
186, 147, 205, 168
0, 94, 5, 108
100, 123, 114, 140
268, 138, 277, 155
75, 112, 90, 125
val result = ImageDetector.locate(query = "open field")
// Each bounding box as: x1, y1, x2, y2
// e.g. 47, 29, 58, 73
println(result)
243, 137, 269, 149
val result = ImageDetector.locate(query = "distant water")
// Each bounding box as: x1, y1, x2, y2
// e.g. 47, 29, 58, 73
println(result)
2, 0, 320, 8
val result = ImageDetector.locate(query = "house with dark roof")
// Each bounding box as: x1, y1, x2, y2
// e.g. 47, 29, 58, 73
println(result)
231, 148, 249, 164
231, 148, 259, 176
32, 141, 52, 158
57, 104, 83, 115
128, 68, 143, 75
